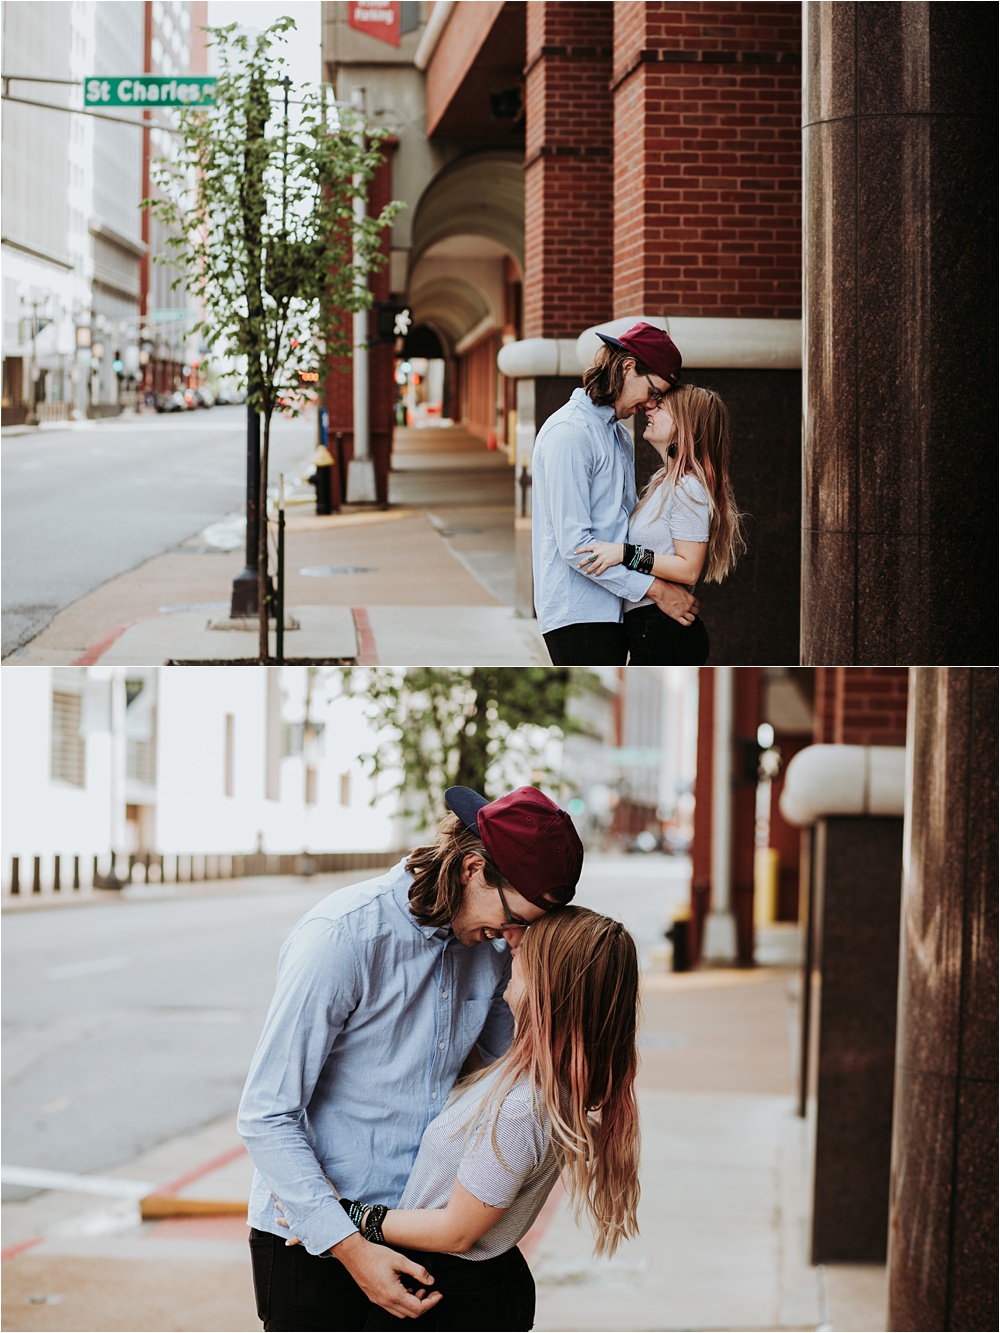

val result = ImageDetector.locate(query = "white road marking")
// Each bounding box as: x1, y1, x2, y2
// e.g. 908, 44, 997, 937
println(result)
0, 1166, 153, 1198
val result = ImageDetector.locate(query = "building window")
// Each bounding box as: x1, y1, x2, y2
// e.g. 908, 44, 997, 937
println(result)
51, 690, 85, 786
339, 772, 351, 806
306, 766, 319, 806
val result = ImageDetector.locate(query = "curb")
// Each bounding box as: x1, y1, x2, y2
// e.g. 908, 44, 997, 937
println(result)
140, 1195, 248, 1219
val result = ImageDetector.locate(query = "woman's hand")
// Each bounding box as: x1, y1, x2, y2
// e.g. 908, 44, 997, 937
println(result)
273, 1197, 302, 1246
576, 541, 624, 576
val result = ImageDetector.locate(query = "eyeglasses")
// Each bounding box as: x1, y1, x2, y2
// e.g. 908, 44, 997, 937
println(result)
644, 375, 682, 407
644, 375, 667, 407
495, 882, 528, 938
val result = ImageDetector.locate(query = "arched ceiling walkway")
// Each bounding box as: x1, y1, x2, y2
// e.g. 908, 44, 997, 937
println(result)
409, 275, 491, 346
409, 151, 524, 273
404, 152, 524, 354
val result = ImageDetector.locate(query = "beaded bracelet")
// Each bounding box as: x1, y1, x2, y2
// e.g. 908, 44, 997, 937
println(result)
340, 1198, 367, 1229
363, 1203, 389, 1245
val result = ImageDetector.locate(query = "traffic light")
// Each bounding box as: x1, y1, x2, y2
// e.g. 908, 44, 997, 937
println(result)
112, 351, 124, 377
375, 302, 412, 343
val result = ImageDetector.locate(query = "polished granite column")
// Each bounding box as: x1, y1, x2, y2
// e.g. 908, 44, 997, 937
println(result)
810, 814, 903, 1261
887, 669, 998, 1330
801, 5, 995, 664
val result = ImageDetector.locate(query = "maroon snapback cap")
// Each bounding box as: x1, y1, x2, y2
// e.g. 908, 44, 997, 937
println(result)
595, 321, 682, 385
444, 785, 583, 905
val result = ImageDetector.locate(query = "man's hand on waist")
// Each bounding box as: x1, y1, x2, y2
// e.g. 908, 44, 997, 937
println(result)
331, 1230, 443, 1319
647, 578, 699, 626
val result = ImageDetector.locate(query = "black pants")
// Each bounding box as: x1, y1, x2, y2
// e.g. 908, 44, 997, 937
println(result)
543, 620, 628, 665
363, 1246, 535, 1332
249, 1230, 535, 1332
250, 1227, 372, 1331
625, 604, 710, 665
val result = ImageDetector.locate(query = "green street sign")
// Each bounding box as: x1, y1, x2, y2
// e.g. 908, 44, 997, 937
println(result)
83, 76, 217, 108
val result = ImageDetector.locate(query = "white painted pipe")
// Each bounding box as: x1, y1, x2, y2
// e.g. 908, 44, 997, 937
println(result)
703, 666, 737, 963
779, 745, 907, 826
414, 1, 456, 70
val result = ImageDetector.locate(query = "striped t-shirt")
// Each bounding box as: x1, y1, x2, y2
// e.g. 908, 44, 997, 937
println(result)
398, 1064, 559, 1261
625, 472, 711, 612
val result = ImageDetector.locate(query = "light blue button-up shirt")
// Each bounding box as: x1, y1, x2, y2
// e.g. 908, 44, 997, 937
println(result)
237, 859, 514, 1256
531, 388, 655, 634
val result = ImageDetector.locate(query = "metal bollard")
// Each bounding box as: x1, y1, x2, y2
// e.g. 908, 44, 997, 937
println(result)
664, 909, 692, 973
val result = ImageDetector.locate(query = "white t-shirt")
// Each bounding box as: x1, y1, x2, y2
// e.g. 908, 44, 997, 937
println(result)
398, 1064, 559, 1261
624, 473, 710, 612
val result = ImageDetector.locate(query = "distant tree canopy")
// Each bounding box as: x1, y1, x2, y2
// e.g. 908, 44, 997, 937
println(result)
343, 668, 590, 829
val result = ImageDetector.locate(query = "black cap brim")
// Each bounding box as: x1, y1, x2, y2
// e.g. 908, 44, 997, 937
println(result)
444, 786, 489, 833
595, 331, 628, 355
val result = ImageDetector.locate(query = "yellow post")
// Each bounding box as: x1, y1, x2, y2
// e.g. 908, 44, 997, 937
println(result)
754, 848, 779, 924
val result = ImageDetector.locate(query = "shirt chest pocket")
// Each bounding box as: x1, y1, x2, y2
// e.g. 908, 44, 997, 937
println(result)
462, 996, 494, 1053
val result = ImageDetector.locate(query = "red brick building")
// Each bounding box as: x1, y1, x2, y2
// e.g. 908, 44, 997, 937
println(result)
322, 1, 994, 666
322, 0, 802, 660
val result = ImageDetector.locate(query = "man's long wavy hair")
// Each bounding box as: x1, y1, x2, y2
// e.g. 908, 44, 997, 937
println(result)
633, 383, 746, 582
582, 344, 652, 409
405, 813, 510, 927
460, 907, 641, 1258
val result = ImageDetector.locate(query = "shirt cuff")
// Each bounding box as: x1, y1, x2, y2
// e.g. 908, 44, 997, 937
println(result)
298, 1195, 358, 1257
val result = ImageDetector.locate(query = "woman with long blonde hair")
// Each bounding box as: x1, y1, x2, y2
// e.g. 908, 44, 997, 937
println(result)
277, 907, 640, 1331
576, 383, 746, 664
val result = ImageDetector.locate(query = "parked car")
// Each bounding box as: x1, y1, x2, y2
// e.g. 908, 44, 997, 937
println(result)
155, 390, 187, 413
626, 830, 660, 855
193, 388, 215, 408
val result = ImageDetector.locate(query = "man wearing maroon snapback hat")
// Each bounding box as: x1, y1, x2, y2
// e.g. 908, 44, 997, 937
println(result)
239, 785, 580, 1329
532, 321, 699, 665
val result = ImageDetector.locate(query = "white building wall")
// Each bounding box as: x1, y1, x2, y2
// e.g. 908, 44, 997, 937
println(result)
153, 668, 399, 855
2, 669, 400, 885
0, 667, 117, 873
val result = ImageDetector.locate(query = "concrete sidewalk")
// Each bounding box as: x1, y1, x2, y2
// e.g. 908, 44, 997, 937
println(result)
1, 964, 887, 1333
4, 423, 549, 668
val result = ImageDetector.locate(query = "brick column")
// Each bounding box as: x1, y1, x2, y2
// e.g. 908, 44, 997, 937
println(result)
523, 0, 615, 340
322, 143, 397, 507
813, 667, 910, 745
690, 667, 762, 966
513, 2, 617, 616
610, 0, 802, 664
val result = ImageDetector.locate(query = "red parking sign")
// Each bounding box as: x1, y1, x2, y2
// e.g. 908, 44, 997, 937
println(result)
348, 1, 400, 47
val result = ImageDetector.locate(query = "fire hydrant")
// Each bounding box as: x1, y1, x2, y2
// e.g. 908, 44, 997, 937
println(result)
309, 445, 334, 515
664, 906, 692, 973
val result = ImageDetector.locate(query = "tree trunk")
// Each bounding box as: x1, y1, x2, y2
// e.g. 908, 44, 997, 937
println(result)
258, 407, 272, 662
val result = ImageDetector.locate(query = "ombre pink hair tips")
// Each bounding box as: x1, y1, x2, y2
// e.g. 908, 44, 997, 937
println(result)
460, 907, 641, 1258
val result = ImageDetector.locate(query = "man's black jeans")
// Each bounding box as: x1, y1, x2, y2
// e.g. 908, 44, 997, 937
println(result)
543, 620, 628, 665
249, 1230, 536, 1332
249, 1228, 371, 1331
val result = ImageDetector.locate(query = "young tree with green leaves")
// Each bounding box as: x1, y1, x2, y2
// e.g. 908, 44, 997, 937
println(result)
144, 18, 399, 660
341, 667, 592, 832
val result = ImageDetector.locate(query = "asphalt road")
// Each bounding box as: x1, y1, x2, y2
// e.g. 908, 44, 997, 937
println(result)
0, 407, 316, 658
0, 854, 690, 1201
